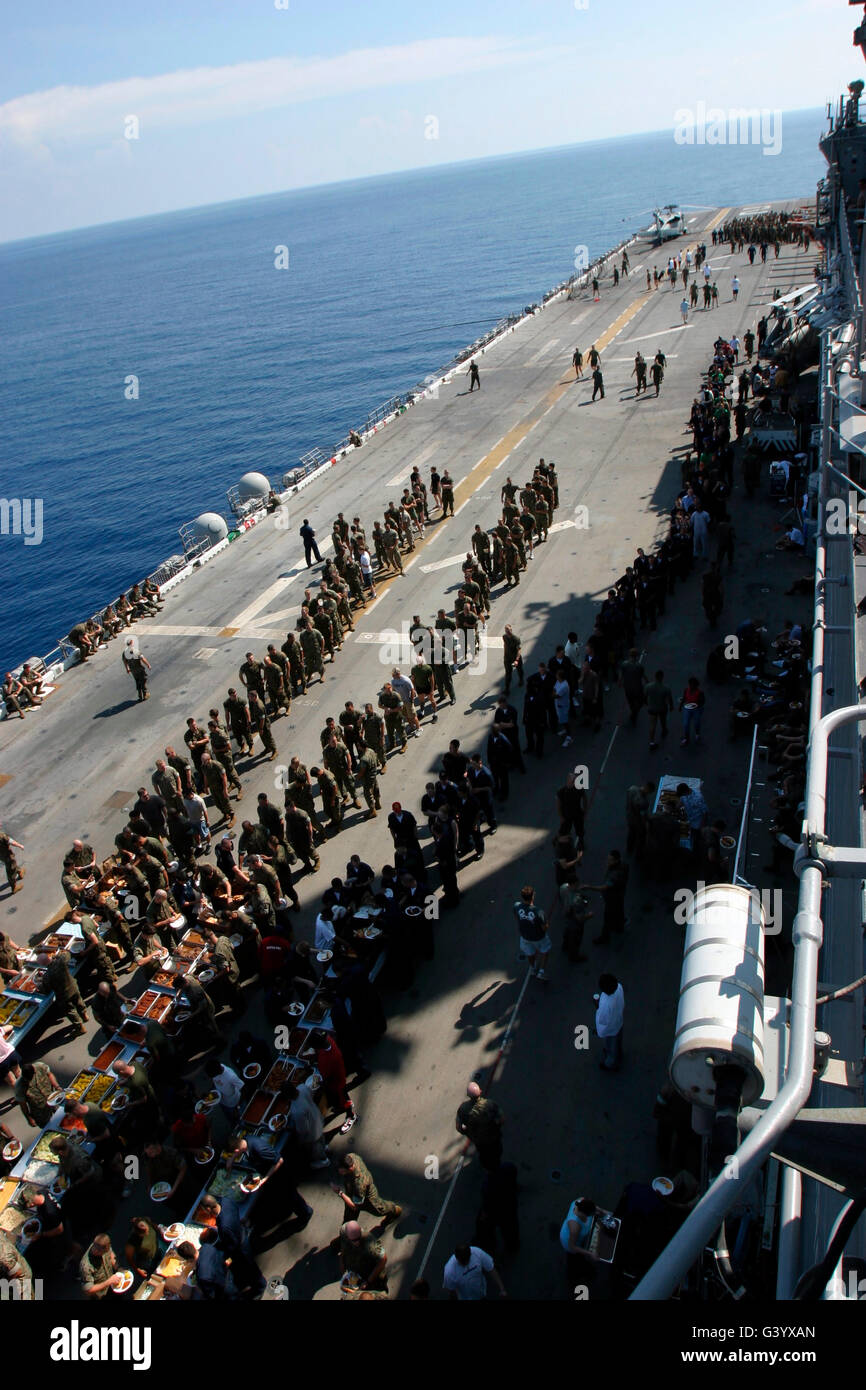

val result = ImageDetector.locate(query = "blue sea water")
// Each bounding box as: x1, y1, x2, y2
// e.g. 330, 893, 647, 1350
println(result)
0, 109, 826, 666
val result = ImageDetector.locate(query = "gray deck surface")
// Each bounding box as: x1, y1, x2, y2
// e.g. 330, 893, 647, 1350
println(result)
0, 197, 827, 1301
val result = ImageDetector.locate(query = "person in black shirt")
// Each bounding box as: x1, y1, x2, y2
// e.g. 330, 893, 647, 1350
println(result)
442, 739, 468, 784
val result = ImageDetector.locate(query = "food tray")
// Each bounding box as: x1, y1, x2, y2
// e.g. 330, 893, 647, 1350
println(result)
7, 999, 37, 1029
151, 970, 176, 989
147, 995, 173, 1023
0, 998, 16, 1024
205, 1168, 250, 1204
67, 1069, 98, 1102
163, 1222, 206, 1251
242, 1091, 275, 1127
93, 1040, 125, 1072
45, 934, 72, 952
156, 1250, 192, 1279
132, 990, 159, 1019
174, 945, 199, 963
0, 1205, 27, 1236
88, 1074, 116, 1104
303, 996, 329, 1024
183, 931, 205, 948
21, 1158, 59, 1187
118, 1019, 147, 1041
32, 1132, 74, 1164
265, 1060, 292, 1090
8, 971, 45, 995
266, 1092, 290, 1121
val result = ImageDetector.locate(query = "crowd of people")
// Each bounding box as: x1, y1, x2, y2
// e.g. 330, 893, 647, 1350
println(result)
0, 217, 818, 1300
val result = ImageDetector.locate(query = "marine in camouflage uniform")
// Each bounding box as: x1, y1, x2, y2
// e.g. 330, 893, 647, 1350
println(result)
357, 747, 382, 818
248, 691, 277, 759
284, 802, 321, 871
152, 762, 184, 814
299, 622, 326, 683
503, 538, 520, 587
362, 706, 387, 772
202, 754, 235, 826
263, 656, 291, 718
324, 736, 359, 807
313, 608, 338, 662
381, 526, 403, 574
378, 684, 407, 754
312, 766, 343, 832
239, 654, 266, 700
208, 721, 243, 794
339, 1152, 402, 1221
286, 758, 319, 821
281, 632, 307, 695
224, 689, 255, 755
0, 829, 24, 893
42, 948, 88, 1031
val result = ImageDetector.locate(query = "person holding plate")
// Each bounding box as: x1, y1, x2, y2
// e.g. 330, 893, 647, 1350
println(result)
79, 1233, 122, 1298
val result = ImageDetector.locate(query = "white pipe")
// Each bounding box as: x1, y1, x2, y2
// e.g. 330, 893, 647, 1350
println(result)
776, 1167, 802, 1299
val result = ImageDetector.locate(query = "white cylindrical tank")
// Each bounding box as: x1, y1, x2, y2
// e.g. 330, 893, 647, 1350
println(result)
237, 471, 270, 502
670, 883, 765, 1107
188, 512, 228, 544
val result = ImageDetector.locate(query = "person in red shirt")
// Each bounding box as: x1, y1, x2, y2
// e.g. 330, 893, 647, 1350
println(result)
170, 1102, 212, 1157
258, 934, 292, 980
311, 1029, 357, 1134
679, 675, 706, 747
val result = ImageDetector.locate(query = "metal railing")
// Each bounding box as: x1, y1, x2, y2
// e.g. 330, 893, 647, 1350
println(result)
632, 306, 863, 1299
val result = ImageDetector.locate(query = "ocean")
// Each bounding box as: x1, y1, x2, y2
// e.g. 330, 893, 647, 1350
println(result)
0, 109, 826, 666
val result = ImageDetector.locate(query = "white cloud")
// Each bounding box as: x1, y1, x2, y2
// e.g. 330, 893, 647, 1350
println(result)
0, 36, 562, 146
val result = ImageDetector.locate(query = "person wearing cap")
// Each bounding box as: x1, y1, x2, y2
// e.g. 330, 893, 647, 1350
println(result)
387, 802, 419, 850
122, 640, 151, 700
338, 1220, 388, 1291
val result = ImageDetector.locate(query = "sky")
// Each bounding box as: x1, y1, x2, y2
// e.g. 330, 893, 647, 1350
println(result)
0, 0, 859, 243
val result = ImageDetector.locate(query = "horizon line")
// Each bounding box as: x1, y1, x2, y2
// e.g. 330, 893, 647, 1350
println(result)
0, 103, 825, 251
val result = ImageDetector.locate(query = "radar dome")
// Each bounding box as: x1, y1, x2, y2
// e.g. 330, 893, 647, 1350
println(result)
188, 512, 228, 544
237, 472, 271, 501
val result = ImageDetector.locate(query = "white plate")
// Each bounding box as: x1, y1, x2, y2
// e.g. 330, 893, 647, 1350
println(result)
47, 1089, 66, 1105
111, 1091, 130, 1111
162, 1223, 184, 1241
194, 1147, 214, 1166
2, 1139, 22, 1161
174, 1009, 191, 1022
316, 950, 333, 963
286, 1002, 303, 1016
195, 1100, 216, 1115
363, 926, 382, 940
229, 934, 243, 948
150, 1183, 172, 1202
652, 1176, 674, 1196
112, 1269, 134, 1293
240, 1175, 263, 1194
21, 1218, 41, 1240
405, 906, 422, 917
242, 1064, 261, 1080
197, 968, 216, 984
268, 1114, 287, 1133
